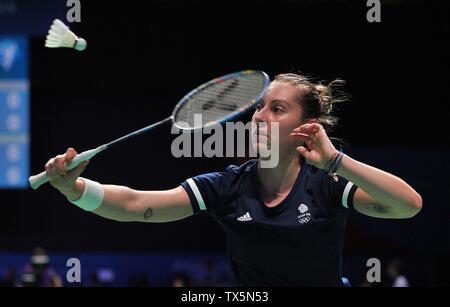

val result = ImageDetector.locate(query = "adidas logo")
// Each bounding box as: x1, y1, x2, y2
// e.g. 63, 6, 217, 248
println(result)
237, 212, 252, 222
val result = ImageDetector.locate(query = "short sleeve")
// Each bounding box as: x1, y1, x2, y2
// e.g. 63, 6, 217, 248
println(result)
318, 170, 358, 211
181, 165, 242, 216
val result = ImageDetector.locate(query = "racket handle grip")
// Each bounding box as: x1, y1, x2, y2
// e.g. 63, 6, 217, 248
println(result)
28, 146, 107, 190
28, 172, 50, 190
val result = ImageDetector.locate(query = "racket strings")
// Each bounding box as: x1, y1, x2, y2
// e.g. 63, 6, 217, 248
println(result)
174, 72, 267, 129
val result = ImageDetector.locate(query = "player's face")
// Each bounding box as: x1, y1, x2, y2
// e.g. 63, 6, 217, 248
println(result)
252, 81, 307, 156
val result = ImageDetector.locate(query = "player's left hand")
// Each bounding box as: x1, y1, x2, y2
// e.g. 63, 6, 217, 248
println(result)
290, 123, 338, 170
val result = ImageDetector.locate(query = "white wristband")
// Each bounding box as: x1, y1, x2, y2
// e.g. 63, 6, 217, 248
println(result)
68, 178, 104, 211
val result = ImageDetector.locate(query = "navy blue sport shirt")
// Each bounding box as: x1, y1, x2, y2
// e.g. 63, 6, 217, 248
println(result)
181, 159, 357, 286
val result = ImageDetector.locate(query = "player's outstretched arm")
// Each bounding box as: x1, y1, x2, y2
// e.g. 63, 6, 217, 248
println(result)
45, 148, 193, 222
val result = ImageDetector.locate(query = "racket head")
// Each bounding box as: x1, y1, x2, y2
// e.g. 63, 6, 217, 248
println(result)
171, 70, 270, 131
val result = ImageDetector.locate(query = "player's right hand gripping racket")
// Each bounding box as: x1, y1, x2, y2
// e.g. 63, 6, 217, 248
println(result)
29, 70, 270, 189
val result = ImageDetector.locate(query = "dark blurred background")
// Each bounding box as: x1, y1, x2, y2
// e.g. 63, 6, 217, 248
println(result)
0, 0, 449, 286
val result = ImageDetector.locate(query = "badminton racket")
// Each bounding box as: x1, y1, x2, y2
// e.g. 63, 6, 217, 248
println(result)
29, 70, 270, 189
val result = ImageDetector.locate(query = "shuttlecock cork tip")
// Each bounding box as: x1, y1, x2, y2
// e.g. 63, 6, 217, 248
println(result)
74, 37, 87, 51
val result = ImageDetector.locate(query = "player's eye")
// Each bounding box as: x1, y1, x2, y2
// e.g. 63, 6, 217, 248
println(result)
255, 103, 263, 111
273, 106, 285, 113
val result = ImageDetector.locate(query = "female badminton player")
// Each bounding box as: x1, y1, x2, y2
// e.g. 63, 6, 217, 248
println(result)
44, 73, 423, 286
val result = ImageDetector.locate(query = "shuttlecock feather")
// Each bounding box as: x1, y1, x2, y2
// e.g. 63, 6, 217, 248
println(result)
45, 19, 87, 51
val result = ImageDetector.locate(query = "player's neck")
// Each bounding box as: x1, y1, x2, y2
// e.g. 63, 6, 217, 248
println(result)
257, 152, 301, 200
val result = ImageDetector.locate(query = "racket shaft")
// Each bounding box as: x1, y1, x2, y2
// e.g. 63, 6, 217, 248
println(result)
106, 117, 172, 148
28, 117, 172, 190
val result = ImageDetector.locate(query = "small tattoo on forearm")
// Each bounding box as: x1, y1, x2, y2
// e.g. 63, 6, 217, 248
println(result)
366, 203, 389, 214
144, 207, 153, 220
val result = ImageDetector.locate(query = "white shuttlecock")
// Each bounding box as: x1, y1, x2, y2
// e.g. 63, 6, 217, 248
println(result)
45, 19, 87, 51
